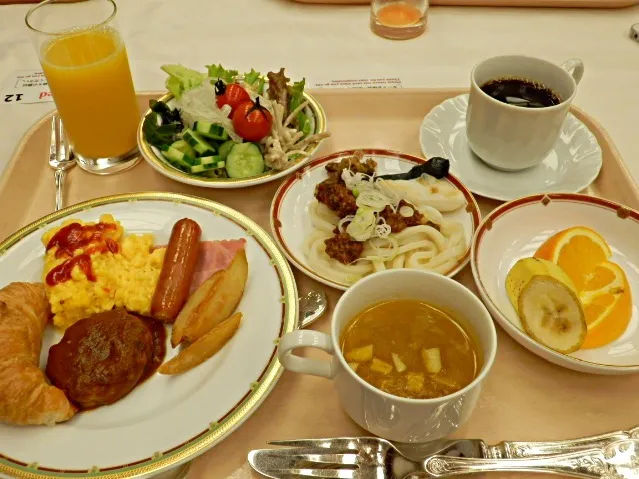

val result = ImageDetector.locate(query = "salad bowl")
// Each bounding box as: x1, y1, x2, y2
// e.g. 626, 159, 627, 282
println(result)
138, 66, 328, 189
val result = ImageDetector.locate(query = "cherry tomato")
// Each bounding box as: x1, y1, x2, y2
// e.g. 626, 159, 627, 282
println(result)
215, 82, 250, 113
232, 98, 273, 142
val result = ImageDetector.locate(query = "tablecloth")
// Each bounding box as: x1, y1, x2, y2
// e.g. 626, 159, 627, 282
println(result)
0, 1, 637, 180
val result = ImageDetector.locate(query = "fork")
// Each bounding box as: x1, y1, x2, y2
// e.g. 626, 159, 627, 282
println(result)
249, 429, 639, 478
250, 438, 639, 478
48, 114, 75, 211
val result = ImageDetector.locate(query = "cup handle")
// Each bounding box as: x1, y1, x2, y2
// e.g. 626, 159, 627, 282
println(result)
278, 330, 336, 379
560, 58, 584, 85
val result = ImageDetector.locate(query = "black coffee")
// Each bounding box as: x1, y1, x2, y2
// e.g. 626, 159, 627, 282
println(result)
480, 77, 561, 108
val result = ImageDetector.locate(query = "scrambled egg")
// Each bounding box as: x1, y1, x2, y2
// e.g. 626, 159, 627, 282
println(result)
42, 214, 166, 329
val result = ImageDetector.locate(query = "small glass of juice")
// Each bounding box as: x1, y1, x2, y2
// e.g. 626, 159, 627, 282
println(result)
370, 0, 428, 40
26, 0, 140, 174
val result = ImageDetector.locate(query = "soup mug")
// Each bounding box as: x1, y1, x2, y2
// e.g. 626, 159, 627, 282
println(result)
278, 269, 497, 443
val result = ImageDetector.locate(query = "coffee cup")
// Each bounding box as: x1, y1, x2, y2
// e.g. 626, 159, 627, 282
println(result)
466, 55, 584, 171
277, 269, 497, 443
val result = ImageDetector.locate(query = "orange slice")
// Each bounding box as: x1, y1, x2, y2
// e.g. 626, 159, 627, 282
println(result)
579, 261, 632, 349
534, 227, 612, 291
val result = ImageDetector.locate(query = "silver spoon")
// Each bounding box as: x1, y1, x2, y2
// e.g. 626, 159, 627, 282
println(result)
48, 114, 75, 211
298, 290, 327, 328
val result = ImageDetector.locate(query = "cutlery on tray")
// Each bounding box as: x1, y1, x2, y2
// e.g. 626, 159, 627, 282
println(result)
49, 114, 75, 211
249, 427, 639, 478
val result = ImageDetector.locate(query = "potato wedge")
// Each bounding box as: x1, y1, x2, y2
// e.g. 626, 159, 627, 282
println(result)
159, 312, 242, 375
171, 249, 248, 347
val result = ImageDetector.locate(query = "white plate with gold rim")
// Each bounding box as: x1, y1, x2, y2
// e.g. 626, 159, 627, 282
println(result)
0, 193, 297, 479
137, 92, 328, 189
471, 193, 639, 375
270, 149, 481, 291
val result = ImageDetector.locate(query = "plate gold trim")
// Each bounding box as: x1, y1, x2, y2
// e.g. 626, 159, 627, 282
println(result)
0, 192, 298, 479
137, 91, 327, 188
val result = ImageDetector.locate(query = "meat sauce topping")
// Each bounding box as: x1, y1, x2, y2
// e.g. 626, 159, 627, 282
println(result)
315, 155, 432, 264
45, 222, 119, 286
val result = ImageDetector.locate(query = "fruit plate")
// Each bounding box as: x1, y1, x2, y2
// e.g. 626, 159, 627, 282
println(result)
137, 92, 328, 189
471, 193, 639, 375
0, 193, 297, 479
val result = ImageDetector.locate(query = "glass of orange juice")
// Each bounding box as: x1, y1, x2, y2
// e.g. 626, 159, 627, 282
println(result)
370, 0, 428, 40
26, 0, 140, 174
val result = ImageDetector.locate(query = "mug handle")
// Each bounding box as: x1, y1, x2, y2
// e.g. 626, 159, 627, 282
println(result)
560, 58, 584, 85
278, 330, 337, 379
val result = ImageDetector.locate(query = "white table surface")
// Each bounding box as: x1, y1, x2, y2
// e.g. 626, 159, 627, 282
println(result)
0, 1, 638, 185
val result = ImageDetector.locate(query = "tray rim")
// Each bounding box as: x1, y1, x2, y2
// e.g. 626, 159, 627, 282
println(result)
0, 191, 298, 479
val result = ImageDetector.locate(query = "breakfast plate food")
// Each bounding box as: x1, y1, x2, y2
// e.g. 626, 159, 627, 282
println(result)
471, 193, 639, 375
419, 94, 603, 201
270, 149, 481, 291
0, 193, 297, 478
138, 64, 329, 189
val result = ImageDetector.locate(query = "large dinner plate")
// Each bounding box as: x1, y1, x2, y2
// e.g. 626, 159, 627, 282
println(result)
270, 149, 481, 291
471, 193, 639, 375
138, 92, 328, 189
0, 193, 297, 478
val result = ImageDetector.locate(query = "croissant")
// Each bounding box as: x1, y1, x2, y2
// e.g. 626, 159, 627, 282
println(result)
0, 282, 77, 425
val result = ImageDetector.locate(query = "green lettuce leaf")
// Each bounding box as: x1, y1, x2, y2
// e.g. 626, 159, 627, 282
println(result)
206, 64, 239, 84
142, 112, 182, 149
288, 79, 311, 137
161, 64, 206, 99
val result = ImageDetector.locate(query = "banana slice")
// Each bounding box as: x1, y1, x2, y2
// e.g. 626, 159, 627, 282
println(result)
506, 258, 586, 353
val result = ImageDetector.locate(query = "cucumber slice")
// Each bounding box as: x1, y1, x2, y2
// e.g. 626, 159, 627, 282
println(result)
182, 129, 216, 156
194, 121, 229, 141
161, 146, 196, 171
170, 140, 195, 157
225, 143, 265, 179
218, 140, 237, 162
197, 155, 221, 167
190, 163, 217, 174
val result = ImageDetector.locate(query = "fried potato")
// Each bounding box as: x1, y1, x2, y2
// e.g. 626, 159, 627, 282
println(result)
159, 312, 242, 375
171, 250, 248, 347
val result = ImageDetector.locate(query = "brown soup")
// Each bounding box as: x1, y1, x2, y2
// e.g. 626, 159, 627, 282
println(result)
340, 299, 479, 399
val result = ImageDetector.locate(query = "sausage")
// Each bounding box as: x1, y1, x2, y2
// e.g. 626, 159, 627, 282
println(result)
151, 218, 202, 323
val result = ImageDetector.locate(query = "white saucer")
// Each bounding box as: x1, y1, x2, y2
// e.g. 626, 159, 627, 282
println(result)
419, 94, 603, 202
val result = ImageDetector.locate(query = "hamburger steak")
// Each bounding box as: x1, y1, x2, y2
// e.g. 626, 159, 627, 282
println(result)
46, 308, 154, 409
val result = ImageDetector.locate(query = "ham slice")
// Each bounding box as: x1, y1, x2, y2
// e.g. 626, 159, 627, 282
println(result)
189, 239, 246, 295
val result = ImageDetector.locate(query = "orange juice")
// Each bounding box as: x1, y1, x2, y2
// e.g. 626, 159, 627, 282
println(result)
376, 2, 422, 27
41, 26, 139, 159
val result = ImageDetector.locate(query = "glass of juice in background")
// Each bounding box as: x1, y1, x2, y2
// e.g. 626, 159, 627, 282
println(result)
370, 0, 428, 40
26, 0, 140, 174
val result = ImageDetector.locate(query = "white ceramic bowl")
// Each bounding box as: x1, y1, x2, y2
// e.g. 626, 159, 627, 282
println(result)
471, 193, 639, 375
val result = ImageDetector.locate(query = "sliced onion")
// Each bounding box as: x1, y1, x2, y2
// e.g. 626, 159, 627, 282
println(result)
346, 207, 376, 241
338, 215, 355, 233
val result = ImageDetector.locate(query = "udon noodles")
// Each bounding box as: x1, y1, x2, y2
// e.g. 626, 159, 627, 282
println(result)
302, 164, 468, 286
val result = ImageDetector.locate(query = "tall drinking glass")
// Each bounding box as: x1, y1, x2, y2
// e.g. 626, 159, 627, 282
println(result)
370, 0, 428, 40
26, 0, 140, 174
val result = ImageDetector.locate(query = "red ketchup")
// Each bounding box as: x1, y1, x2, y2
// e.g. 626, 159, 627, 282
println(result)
46, 254, 96, 286
46, 222, 119, 258
45, 221, 119, 286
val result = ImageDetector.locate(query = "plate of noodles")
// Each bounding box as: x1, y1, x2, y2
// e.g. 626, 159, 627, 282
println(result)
270, 149, 481, 291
